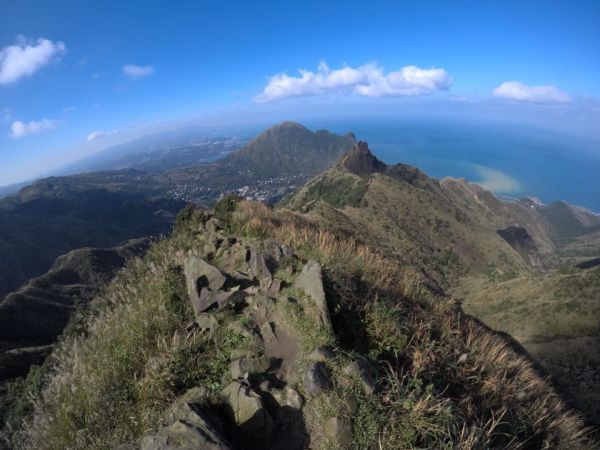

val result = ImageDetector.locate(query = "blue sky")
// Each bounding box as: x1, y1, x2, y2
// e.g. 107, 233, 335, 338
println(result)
1, 0, 599, 185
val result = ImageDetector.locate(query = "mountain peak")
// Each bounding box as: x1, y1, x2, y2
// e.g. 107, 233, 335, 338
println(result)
340, 141, 387, 176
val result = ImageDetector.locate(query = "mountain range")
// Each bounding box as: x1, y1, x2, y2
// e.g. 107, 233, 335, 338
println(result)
1, 122, 599, 448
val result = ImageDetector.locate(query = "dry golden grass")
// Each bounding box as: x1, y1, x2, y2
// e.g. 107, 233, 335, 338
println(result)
9, 200, 596, 450
233, 200, 595, 449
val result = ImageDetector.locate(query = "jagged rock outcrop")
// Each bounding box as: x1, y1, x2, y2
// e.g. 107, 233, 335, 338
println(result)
497, 226, 539, 265
138, 219, 365, 450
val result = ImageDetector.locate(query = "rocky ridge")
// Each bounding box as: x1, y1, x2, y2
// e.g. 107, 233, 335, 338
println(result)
140, 216, 368, 449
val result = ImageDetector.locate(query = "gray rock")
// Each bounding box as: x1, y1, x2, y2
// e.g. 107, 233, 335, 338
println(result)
294, 260, 332, 332
266, 278, 282, 298
286, 388, 304, 409
230, 356, 271, 379
303, 361, 332, 398
248, 248, 273, 290
326, 416, 353, 449
184, 256, 227, 313
162, 420, 231, 450
308, 347, 335, 363
196, 314, 217, 334
223, 381, 274, 439
343, 358, 377, 395
141, 387, 231, 450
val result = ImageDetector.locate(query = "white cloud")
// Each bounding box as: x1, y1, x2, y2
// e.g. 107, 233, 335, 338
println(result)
87, 129, 118, 141
10, 118, 60, 138
122, 64, 154, 79
255, 61, 452, 102
472, 165, 521, 194
0, 36, 66, 84
493, 81, 571, 104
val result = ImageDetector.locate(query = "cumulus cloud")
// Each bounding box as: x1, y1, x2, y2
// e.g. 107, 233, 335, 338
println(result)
472, 165, 521, 194
86, 129, 118, 141
122, 64, 154, 79
493, 81, 571, 104
10, 118, 60, 138
255, 61, 452, 102
0, 36, 66, 84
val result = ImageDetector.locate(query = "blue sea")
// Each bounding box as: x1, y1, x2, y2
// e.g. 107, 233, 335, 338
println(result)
317, 119, 600, 213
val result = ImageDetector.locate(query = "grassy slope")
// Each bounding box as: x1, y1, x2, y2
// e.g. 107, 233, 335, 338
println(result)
284, 167, 530, 290
284, 158, 600, 433
5, 201, 594, 449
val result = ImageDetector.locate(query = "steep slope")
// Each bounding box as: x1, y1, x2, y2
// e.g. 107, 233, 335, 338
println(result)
0, 238, 151, 433
6, 201, 595, 449
282, 141, 600, 431
283, 141, 530, 289
223, 121, 356, 178
0, 184, 184, 298
159, 121, 356, 203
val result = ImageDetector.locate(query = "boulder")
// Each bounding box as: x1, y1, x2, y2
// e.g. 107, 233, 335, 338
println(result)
184, 256, 227, 313
141, 387, 231, 450
326, 416, 353, 449
303, 361, 332, 398
294, 260, 332, 332
230, 356, 271, 379
248, 248, 273, 290
343, 358, 377, 395
223, 381, 274, 441
308, 347, 335, 363
286, 388, 304, 409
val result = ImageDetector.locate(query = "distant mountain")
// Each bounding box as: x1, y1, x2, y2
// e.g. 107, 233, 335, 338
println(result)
283, 141, 529, 287
158, 121, 356, 203
0, 183, 184, 299
223, 121, 356, 178
60, 128, 246, 174
0, 122, 354, 298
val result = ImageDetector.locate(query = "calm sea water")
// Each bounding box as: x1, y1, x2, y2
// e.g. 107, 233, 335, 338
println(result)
320, 119, 600, 213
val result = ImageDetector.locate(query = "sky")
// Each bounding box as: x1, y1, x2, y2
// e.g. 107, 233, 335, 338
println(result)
1, 0, 599, 186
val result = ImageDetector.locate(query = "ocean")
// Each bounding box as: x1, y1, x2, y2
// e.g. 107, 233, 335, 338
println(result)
321, 119, 600, 213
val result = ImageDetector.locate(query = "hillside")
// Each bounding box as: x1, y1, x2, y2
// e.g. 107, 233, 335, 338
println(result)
0, 122, 354, 300
0, 238, 151, 433
282, 141, 600, 430
0, 184, 184, 298
2, 200, 595, 449
282, 141, 531, 288
159, 121, 356, 203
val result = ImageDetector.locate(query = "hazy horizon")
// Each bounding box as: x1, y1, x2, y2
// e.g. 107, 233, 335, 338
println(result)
2, 0, 599, 186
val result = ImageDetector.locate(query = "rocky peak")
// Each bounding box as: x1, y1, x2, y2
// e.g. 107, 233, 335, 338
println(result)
339, 141, 387, 177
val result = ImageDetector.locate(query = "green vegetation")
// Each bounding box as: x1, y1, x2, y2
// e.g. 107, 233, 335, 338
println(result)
4, 201, 594, 449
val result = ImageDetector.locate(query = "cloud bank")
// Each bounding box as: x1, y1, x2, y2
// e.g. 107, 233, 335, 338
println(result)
472, 165, 521, 194
493, 81, 571, 104
255, 62, 452, 102
0, 37, 66, 85
10, 119, 60, 138
87, 129, 118, 141
122, 64, 154, 79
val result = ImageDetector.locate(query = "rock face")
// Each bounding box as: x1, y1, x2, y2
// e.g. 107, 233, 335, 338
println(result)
303, 362, 333, 398
497, 226, 538, 265
141, 388, 231, 450
340, 141, 387, 177
343, 359, 377, 395
223, 381, 274, 444
294, 260, 332, 332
